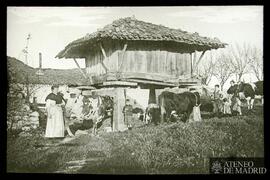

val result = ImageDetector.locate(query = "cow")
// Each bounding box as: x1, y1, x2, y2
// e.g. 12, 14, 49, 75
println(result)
66, 94, 114, 136
227, 80, 243, 115
238, 82, 256, 110
132, 107, 144, 121
255, 81, 264, 105
144, 103, 161, 125
239, 81, 264, 109
227, 80, 263, 112
158, 91, 201, 123
82, 95, 113, 135
227, 84, 238, 96
255, 81, 263, 96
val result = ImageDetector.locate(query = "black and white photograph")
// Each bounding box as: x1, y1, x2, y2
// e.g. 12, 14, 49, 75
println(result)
6, 6, 265, 174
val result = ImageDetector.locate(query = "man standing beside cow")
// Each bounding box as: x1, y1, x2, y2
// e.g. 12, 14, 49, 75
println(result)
211, 84, 224, 117
227, 80, 242, 116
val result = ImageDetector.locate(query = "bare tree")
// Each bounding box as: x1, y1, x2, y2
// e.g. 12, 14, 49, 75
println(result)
249, 46, 263, 81
213, 53, 234, 91
196, 52, 215, 85
22, 75, 43, 104
229, 43, 253, 82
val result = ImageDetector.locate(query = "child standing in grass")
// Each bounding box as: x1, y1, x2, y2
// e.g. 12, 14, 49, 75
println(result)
223, 98, 232, 116
123, 99, 133, 130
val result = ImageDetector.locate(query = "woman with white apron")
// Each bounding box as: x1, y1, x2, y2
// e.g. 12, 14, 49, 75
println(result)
45, 85, 65, 138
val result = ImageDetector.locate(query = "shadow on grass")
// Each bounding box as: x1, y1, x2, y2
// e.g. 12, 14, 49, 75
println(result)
7, 152, 62, 173
77, 158, 146, 174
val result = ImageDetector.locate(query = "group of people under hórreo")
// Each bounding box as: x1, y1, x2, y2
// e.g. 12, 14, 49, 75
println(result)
211, 80, 242, 117
44, 85, 110, 140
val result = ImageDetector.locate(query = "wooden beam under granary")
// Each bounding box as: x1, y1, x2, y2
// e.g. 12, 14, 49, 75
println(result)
56, 17, 227, 131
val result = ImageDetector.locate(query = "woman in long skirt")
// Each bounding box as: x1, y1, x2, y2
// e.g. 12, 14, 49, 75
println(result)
45, 85, 65, 138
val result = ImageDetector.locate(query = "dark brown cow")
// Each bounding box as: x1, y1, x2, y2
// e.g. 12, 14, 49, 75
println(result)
255, 81, 263, 96
158, 91, 200, 123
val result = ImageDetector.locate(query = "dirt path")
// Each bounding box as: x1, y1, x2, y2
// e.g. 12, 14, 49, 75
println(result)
55, 157, 106, 173
51, 134, 110, 173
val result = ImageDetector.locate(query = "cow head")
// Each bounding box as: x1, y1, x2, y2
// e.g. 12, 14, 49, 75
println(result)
238, 82, 245, 92
82, 97, 93, 115
145, 104, 161, 125
100, 96, 114, 117
170, 110, 179, 122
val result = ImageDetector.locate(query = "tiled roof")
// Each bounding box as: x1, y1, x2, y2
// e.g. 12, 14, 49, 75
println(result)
56, 17, 227, 58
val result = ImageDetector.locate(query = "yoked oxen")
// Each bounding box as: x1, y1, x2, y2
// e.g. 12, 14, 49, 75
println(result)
144, 91, 201, 124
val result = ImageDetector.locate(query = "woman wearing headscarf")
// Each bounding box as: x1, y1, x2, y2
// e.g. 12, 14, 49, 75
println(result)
45, 85, 65, 138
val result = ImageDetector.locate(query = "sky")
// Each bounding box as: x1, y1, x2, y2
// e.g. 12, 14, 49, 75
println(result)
7, 6, 263, 89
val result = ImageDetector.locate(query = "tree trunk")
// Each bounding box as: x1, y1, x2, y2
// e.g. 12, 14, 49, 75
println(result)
25, 75, 30, 103
206, 77, 212, 85
238, 73, 243, 82
201, 78, 207, 85
220, 82, 225, 91
26, 85, 30, 104
255, 72, 262, 81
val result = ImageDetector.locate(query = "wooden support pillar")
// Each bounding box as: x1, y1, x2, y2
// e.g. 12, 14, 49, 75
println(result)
194, 50, 206, 71
193, 51, 197, 67
160, 97, 166, 123
112, 88, 127, 132
73, 58, 88, 79
190, 53, 193, 76
148, 87, 156, 104
118, 43, 128, 72
99, 43, 109, 73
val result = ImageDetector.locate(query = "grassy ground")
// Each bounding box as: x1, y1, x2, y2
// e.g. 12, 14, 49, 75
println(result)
7, 106, 264, 174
